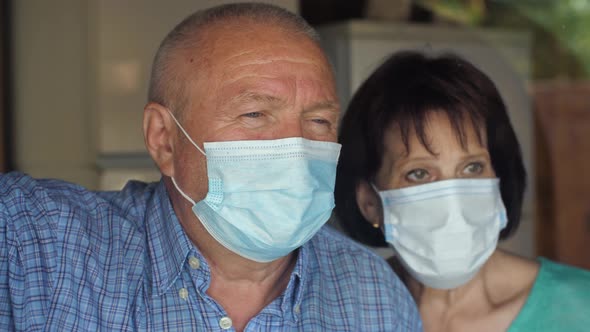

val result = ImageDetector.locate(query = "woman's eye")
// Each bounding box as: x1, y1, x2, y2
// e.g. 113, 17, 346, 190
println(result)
405, 169, 430, 183
463, 162, 484, 175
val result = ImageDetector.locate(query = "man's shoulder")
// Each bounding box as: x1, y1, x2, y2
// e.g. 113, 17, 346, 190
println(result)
308, 224, 395, 279
1, 171, 154, 216
0, 172, 85, 226
0, 172, 160, 330
313, 225, 381, 254
300, 225, 423, 330
0, 172, 157, 248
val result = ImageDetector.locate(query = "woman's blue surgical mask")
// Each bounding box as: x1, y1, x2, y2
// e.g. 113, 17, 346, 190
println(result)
376, 178, 507, 289
167, 110, 341, 262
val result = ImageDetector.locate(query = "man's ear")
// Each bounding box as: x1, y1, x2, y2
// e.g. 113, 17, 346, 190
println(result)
143, 102, 175, 177
355, 180, 383, 228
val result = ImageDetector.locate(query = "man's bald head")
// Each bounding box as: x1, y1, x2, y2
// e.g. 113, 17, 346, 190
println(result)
147, 3, 321, 120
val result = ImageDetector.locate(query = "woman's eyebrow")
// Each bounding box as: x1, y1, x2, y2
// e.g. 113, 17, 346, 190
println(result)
460, 152, 491, 161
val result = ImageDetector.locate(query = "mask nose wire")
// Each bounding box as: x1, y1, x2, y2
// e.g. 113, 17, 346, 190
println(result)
166, 109, 207, 156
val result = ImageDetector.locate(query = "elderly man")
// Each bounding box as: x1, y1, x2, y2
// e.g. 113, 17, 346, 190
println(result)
0, 3, 421, 331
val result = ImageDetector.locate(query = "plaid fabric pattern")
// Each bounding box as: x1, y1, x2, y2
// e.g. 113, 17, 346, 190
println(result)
0, 172, 422, 331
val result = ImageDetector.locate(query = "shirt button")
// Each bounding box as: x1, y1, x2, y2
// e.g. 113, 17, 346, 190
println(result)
178, 288, 188, 300
188, 256, 200, 269
219, 316, 232, 330
294, 304, 301, 314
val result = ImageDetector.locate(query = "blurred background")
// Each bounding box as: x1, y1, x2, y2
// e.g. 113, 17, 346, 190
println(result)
1, 0, 589, 269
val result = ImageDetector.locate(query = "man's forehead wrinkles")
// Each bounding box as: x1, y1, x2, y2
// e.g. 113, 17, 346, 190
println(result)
222, 74, 282, 86
223, 52, 321, 68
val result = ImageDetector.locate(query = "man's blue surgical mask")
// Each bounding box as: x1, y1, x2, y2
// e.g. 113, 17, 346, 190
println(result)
168, 110, 341, 262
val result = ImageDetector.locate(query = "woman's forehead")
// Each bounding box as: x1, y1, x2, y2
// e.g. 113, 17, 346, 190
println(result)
385, 110, 487, 157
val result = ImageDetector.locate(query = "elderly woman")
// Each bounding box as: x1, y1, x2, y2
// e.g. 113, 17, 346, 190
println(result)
334, 51, 590, 331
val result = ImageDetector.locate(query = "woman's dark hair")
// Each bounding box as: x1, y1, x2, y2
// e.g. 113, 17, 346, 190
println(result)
334, 50, 526, 247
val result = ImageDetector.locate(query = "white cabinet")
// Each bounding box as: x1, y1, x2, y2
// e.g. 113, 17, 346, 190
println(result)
318, 21, 535, 258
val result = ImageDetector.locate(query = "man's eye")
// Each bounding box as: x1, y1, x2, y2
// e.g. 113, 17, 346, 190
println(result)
311, 118, 331, 126
242, 112, 263, 118
405, 169, 429, 183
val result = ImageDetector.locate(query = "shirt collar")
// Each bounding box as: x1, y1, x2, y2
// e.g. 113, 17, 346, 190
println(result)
146, 179, 193, 296
279, 243, 308, 322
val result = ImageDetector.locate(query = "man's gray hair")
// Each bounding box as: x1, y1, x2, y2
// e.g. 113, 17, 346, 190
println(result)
147, 2, 321, 118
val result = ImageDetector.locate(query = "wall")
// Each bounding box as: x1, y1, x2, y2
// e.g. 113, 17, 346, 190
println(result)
12, 0, 297, 189
13, 0, 96, 187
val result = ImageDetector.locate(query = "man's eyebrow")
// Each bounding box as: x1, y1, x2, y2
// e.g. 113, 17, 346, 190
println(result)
229, 91, 284, 105
305, 100, 340, 112
229, 92, 339, 114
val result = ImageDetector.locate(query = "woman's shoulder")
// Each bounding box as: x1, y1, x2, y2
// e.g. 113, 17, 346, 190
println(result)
538, 256, 590, 274
508, 257, 590, 331
534, 257, 590, 295
486, 250, 540, 305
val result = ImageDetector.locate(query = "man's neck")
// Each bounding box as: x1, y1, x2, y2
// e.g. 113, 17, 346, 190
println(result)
169, 185, 298, 331
208, 251, 297, 330
202, 235, 297, 332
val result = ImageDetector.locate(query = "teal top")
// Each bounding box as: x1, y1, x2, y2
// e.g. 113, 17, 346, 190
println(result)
508, 257, 590, 332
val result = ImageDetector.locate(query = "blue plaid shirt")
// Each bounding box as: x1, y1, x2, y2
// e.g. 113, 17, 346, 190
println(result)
0, 172, 422, 331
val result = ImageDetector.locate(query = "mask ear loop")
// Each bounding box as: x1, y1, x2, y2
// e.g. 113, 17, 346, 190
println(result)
371, 183, 398, 256
369, 183, 383, 229
370, 183, 382, 196
166, 109, 206, 156
171, 177, 197, 206
166, 109, 204, 206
